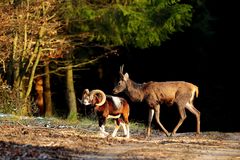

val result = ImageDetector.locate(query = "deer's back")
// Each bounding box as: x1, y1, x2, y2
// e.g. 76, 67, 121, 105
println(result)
144, 81, 195, 102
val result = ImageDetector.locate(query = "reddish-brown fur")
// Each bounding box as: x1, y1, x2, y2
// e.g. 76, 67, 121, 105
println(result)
81, 89, 130, 138
94, 97, 129, 120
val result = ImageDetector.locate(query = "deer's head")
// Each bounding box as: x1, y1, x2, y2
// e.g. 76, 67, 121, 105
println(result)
113, 64, 129, 94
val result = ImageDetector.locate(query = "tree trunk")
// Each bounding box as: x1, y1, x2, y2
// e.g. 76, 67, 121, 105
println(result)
7, 33, 18, 86
66, 62, 77, 120
23, 26, 45, 115
44, 60, 53, 117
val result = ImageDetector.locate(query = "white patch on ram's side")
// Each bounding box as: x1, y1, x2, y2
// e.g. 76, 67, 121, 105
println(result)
111, 96, 121, 108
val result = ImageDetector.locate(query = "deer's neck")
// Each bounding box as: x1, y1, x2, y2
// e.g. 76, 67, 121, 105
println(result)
125, 80, 144, 102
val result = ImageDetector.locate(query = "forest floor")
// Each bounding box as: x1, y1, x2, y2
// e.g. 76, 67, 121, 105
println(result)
0, 114, 240, 160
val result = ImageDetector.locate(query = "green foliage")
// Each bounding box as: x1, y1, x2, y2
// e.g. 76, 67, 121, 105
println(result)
59, 0, 96, 33
60, 0, 193, 48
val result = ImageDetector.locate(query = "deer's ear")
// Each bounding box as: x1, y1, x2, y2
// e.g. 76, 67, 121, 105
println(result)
124, 73, 129, 81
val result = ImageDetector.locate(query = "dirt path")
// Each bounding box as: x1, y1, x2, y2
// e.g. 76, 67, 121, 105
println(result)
99, 133, 240, 160
0, 117, 240, 159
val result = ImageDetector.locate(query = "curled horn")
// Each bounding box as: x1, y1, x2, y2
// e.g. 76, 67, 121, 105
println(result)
89, 89, 106, 106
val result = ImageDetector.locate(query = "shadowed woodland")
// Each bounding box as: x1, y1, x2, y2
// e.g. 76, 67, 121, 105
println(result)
0, 0, 239, 159
0, 0, 238, 133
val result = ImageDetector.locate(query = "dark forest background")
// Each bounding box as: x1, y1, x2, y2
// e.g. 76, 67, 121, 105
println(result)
0, 0, 238, 133
70, 0, 238, 132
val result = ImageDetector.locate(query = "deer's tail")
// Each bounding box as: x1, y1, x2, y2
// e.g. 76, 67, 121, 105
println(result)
194, 85, 199, 98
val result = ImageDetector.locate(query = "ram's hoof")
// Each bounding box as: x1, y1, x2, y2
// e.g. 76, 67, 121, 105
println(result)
99, 132, 109, 138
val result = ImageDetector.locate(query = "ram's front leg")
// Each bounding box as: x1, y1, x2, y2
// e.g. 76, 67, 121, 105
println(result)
112, 119, 120, 137
98, 115, 109, 137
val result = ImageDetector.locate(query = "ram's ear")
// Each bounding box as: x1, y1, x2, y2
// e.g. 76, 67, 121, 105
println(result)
123, 73, 129, 81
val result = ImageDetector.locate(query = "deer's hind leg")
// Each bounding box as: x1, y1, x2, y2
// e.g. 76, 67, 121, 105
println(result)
171, 105, 186, 136
186, 103, 200, 134
171, 92, 191, 136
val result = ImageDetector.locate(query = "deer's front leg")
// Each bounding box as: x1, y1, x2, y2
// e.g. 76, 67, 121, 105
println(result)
154, 104, 169, 136
147, 108, 154, 137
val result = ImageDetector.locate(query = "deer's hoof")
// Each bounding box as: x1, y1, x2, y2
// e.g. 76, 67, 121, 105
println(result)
169, 133, 175, 137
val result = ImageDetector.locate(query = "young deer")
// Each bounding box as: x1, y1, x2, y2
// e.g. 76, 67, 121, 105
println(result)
113, 65, 200, 137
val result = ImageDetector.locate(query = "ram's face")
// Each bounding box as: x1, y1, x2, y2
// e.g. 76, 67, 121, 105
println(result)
82, 94, 91, 105
81, 89, 91, 105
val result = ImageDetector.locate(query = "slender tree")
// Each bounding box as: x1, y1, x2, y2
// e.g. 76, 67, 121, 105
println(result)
44, 59, 53, 117
66, 60, 77, 120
